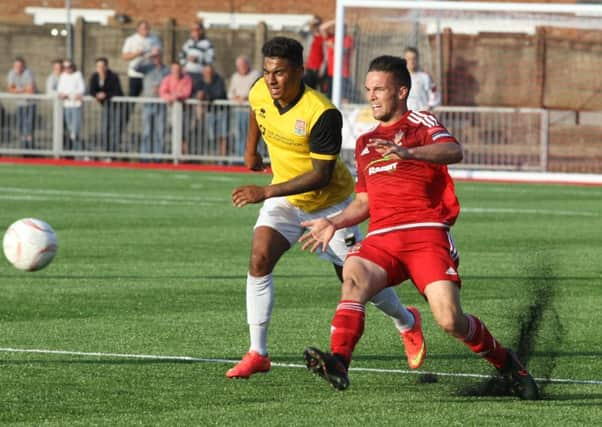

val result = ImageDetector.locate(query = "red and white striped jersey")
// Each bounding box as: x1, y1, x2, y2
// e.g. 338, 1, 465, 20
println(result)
355, 110, 460, 236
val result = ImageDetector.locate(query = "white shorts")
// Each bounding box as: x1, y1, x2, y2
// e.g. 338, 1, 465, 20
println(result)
254, 196, 362, 266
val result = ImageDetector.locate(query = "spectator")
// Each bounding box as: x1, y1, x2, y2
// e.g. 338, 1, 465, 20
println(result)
160, 62, 192, 154
135, 47, 169, 158
194, 63, 227, 159
89, 57, 124, 153
179, 21, 215, 84
57, 60, 85, 151
160, 62, 193, 103
303, 17, 326, 90
227, 55, 261, 159
122, 20, 162, 97
403, 46, 441, 111
321, 20, 354, 101
7, 57, 37, 148
45, 59, 63, 96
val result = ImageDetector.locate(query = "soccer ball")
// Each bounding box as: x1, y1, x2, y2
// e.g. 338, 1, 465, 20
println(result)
2, 218, 58, 271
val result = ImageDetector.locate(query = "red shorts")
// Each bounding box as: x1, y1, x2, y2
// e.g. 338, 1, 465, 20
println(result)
346, 227, 461, 295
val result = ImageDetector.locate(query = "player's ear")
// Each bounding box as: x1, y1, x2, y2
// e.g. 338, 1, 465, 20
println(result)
399, 85, 409, 102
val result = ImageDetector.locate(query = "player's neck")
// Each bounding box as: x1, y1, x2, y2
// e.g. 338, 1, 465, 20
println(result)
275, 82, 304, 109
379, 109, 408, 128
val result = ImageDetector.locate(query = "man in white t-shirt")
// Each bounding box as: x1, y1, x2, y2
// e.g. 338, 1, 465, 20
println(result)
121, 20, 162, 97
57, 60, 86, 151
403, 47, 440, 112
227, 55, 261, 159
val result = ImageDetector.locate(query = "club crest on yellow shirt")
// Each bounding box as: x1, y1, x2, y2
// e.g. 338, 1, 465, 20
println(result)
294, 119, 306, 136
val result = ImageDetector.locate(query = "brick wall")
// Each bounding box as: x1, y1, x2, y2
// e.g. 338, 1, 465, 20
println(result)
2, 0, 583, 26
0, 20, 296, 94
3, 0, 337, 26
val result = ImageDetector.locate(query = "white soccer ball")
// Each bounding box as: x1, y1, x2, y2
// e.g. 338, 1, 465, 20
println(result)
2, 218, 58, 271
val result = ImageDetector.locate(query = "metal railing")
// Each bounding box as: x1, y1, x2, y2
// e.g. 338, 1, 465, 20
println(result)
434, 106, 549, 171
0, 93, 558, 171
339, 104, 550, 172
0, 93, 255, 164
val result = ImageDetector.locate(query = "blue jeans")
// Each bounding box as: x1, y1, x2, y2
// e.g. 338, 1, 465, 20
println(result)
232, 107, 249, 157
64, 107, 82, 151
141, 103, 166, 155
17, 104, 36, 148
101, 101, 123, 153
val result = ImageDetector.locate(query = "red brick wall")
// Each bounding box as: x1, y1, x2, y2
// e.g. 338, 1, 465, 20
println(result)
2, 0, 583, 26
3, 1, 337, 25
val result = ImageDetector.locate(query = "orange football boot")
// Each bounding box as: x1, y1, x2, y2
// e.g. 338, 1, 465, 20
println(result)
226, 351, 271, 378
401, 306, 427, 369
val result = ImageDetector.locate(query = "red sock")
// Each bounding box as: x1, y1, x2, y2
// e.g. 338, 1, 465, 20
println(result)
330, 300, 366, 365
463, 314, 508, 368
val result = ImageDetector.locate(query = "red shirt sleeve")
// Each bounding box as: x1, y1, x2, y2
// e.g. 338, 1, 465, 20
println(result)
415, 112, 458, 146
354, 136, 367, 193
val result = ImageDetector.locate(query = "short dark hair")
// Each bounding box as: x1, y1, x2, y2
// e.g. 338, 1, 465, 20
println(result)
368, 55, 411, 91
404, 46, 419, 57
261, 37, 303, 68
95, 57, 108, 65
14, 57, 26, 65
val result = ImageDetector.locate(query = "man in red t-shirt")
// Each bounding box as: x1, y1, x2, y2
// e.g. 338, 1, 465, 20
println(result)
299, 55, 540, 400
303, 17, 325, 90
320, 20, 354, 100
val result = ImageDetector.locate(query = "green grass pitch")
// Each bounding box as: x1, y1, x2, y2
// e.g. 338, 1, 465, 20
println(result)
0, 163, 601, 426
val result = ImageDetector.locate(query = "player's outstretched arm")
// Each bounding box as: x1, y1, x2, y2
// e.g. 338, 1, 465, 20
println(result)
300, 192, 370, 252
264, 157, 335, 197
368, 140, 463, 165
232, 158, 335, 208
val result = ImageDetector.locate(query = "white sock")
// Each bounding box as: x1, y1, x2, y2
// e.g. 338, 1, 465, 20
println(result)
249, 323, 269, 356
246, 273, 274, 356
370, 287, 415, 333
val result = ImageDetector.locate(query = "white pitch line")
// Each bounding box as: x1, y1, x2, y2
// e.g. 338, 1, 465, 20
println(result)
462, 207, 599, 217
1, 347, 601, 386
0, 186, 227, 203
0, 186, 599, 217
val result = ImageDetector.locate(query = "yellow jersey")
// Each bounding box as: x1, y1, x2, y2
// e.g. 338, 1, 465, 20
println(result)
249, 79, 354, 213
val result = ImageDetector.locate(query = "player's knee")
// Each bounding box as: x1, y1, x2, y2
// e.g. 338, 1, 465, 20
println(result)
248, 252, 273, 276
433, 309, 464, 336
341, 276, 363, 299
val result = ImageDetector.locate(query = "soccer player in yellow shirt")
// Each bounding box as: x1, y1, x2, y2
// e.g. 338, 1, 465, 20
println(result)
227, 37, 425, 379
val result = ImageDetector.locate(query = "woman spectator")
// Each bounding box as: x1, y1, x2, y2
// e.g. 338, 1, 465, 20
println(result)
57, 60, 86, 151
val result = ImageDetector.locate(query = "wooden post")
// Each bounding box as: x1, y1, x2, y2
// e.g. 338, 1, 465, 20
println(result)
535, 27, 546, 108
164, 18, 177, 64
441, 28, 453, 106
255, 22, 268, 70
74, 17, 86, 74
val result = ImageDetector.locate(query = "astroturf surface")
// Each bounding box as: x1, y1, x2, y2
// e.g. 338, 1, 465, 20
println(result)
1, 163, 601, 426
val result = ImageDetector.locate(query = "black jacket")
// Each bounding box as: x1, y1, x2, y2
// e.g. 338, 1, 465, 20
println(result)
88, 70, 124, 103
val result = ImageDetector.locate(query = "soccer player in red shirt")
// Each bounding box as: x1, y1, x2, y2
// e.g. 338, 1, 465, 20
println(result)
299, 55, 539, 400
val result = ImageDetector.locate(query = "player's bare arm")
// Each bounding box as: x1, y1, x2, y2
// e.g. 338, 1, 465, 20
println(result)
231, 158, 335, 208
368, 139, 463, 164
299, 192, 370, 252
243, 111, 264, 171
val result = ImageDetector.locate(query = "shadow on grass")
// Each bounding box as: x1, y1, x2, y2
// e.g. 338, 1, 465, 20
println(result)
462, 275, 596, 282
281, 351, 602, 364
